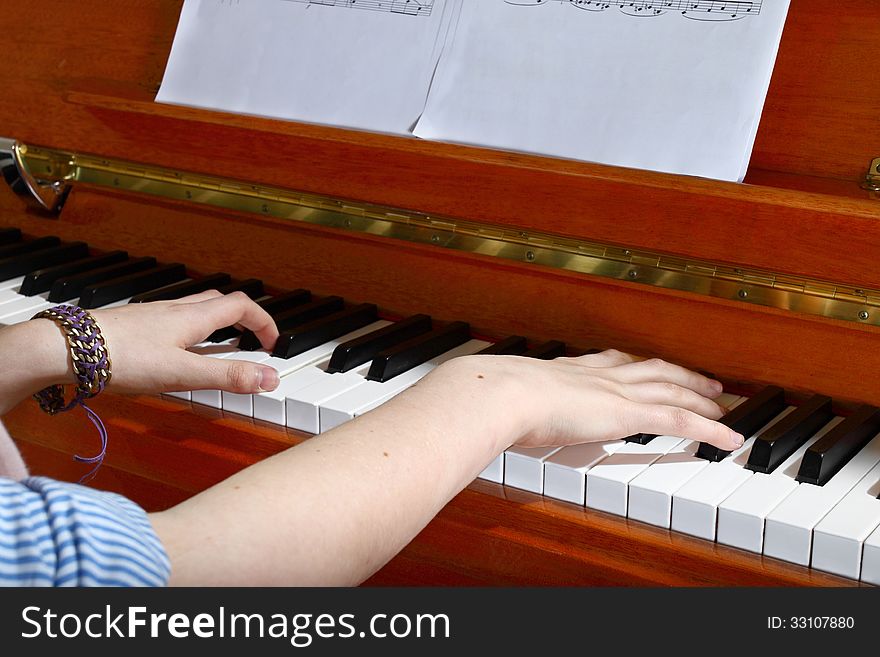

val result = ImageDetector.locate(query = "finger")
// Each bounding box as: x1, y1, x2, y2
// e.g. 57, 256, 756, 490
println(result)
631, 402, 743, 451
184, 292, 279, 349
601, 358, 723, 399
177, 351, 280, 393
172, 289, 225, 305
619, 382, 725, 420
568, 349, 636, 368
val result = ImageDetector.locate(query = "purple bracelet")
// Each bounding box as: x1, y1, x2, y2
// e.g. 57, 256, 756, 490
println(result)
31, 304, 112, 482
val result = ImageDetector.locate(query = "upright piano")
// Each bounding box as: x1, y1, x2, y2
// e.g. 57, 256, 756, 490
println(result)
1, 0, 879, 586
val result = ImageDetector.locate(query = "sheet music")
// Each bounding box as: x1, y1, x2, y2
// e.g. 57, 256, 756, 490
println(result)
414, 0, 790, 181
157, 0, 461, 135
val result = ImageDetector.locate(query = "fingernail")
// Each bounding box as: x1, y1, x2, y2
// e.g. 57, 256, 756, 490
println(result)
730, 431, 744, 448
711, 380, 723, 394
257, 366, 280, 392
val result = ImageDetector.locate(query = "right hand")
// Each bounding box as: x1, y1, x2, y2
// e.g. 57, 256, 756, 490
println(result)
439, 349, 742, 451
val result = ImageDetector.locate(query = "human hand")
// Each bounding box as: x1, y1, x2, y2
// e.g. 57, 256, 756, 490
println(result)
90, 291, 280, 395
438, 349, 741, 451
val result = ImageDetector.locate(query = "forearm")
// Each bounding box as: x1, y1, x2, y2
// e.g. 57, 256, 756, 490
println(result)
150, 357, 524, 586
0, 320, 72, 415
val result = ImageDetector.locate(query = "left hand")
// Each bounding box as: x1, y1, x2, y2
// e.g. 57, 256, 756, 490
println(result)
90, 290, 280, 395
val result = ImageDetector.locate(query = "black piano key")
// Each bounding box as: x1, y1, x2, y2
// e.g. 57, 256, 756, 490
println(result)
238, 295, 344, 351
522, 340, 567, 360
216, 278, 265, 299
0, 241, 89, 280
272, 303, 379, 359
745, 394, 835, 474
78, 263, 187, 309
0, 227, 21, 245
0, 235, 60, 260
367, 321, 471, 383
205, 279, 272, 342
327, 314, 433, 373
49, 257, 156, 302
475, 335, 529, 356
20, 251, 129, 296
625, 433, 657, 445
130, 272, 232, 303
796, 405, 880, 486
695, 386, 786, 462
258, 289, 313, 316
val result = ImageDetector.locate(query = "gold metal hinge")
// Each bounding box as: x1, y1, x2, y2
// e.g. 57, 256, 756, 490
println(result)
862, 157, 880, 193
5, 140, 880, 328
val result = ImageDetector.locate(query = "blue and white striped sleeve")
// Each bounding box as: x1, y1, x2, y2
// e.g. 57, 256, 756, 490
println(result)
0, 476, 171, 586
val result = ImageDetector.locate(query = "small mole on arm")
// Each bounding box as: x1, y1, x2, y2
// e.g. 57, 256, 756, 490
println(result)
383, 452, 389, 457
477, 374, 484, 379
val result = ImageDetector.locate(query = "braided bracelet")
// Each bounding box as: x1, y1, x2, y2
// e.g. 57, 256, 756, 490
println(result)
31, 304, 112, 482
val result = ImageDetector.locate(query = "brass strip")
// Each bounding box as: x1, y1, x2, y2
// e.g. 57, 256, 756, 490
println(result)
15, 142, 880, 328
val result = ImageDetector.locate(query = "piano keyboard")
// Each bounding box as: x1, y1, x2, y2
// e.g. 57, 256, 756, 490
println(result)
1, 228, 879, 586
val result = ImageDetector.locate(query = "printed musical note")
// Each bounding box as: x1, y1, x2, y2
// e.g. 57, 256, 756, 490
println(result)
504, 0, 762, 21
282, 0, 435, 17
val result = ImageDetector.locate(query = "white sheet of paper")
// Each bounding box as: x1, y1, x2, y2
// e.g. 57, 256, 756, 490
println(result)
157, 0, 462, 135
414, 0, 791, 182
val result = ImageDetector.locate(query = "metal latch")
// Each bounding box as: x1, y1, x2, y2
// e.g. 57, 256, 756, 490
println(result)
0, 137, 71, 213
861, 157, 880, 193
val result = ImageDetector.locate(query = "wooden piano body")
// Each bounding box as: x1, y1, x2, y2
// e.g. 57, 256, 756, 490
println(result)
1, 0, 879, 585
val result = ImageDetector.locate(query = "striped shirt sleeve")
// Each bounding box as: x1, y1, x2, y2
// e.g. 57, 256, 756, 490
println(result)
0, 476, 171, 586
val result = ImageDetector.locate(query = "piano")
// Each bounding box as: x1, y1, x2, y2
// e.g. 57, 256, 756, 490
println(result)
1, 0, 879, 586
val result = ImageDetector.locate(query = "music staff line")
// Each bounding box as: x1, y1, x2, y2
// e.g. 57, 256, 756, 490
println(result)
505, 0, 763, 21
281, 0, 435, 17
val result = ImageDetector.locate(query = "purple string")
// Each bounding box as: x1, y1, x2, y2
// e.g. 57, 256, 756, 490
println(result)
74, 402, 108, 484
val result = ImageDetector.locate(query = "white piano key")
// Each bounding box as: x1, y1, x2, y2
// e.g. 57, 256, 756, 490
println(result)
763, 432, 880, 567
586, 435, 686, 516
285, 365, 371, 433
254, 365, 341, 427
0, 301, 52, 326
190, 341, 242, 408
0, 290, 129, 327
478, 454, 504, 484
0, 294, 50, 318
670, 406, 793, 541
863, 523, 880, 586
715, 416, 842, 553
248, 319, 392, 428
543, 440, 625, 504
221, 350, 274, 416
0, 276, 24, 291
319, 339, 490, 432
811, 460, 880, 580
503, 446, 562, 494
617, 394, 746, 525
0, 288, 24, 304
586, 436, 683, 516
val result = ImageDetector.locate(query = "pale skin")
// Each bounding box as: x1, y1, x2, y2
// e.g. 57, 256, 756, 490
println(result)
0, 291, 744, 585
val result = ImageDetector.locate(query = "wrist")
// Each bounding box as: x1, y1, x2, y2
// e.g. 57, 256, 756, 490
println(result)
20, 318, 77, 388
427, 355, 536, 454
0, 319, 75, 414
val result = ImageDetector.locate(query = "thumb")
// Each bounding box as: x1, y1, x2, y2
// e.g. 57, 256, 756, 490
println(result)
179, 352, 280, 393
